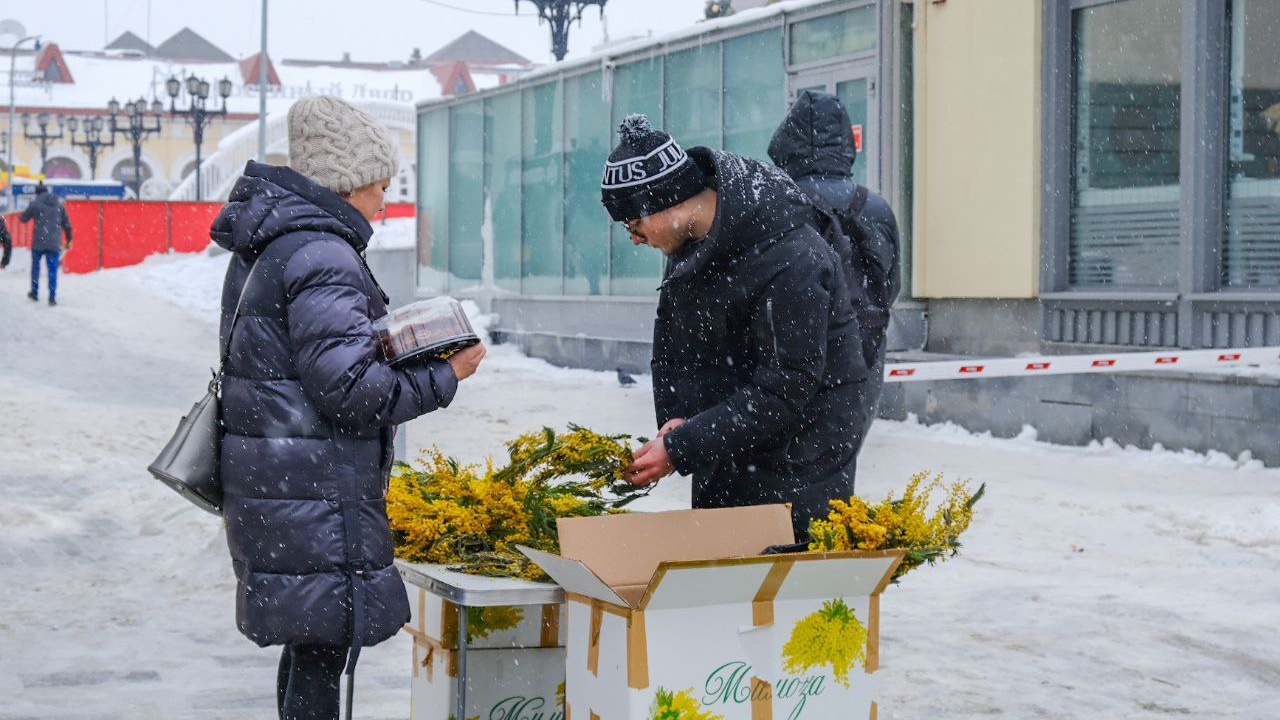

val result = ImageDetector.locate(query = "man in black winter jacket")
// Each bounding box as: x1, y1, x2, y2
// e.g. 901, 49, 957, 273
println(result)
20, 184, 73, 305
604, 114, 871, 539
769, 90, 902, 450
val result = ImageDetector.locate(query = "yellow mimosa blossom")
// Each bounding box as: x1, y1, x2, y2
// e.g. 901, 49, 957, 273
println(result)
649, 687, 724, 720
808, 472, 985, 582
387, 425, 649, 580
781, 598, 868, 687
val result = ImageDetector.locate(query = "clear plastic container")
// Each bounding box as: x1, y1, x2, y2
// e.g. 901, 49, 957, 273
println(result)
373, 297, 480, 366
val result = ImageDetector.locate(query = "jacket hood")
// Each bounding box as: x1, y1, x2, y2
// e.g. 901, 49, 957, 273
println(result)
30, 191, 59, 210
665, 148, 814, 284
767, 90, 857, 180
211, 161, 374, 255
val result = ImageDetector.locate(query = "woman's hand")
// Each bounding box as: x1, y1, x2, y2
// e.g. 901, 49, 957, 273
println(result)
447, 342, 486, 381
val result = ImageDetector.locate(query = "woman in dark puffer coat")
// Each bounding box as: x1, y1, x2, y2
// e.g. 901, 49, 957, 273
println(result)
211, 96, 486, 720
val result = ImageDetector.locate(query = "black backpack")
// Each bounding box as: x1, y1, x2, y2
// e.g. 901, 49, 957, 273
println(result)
806, 186, 899, 362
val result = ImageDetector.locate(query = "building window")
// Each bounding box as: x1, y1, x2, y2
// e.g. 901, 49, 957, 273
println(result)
789, 6, 876, 66
1224, 0, 1280, 289
449, 102, 485, 288
563, 71, 611, 296
521, 81, 564, 295
42, 156, 81, 180
111, 159, 152, 186
609, 56, 664, 296
1069, 0, 1182, 288
664, 43, 722, 150
723, 29, 785, 160
486, 92, 523, 293
417, 109, 450, 293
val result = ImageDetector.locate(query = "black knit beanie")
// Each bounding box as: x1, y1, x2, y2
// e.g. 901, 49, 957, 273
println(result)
600, 114, 707, 222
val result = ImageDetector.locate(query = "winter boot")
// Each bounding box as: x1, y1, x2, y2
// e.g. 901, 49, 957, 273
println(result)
48, 298, 57, 307
27, 291, 37, 302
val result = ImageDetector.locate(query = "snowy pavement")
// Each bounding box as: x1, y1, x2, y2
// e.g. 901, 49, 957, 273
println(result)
1, 248, 1278, 720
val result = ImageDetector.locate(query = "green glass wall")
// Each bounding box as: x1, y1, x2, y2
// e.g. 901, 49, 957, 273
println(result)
724, 30, 786, 159
610, 56, 665, 296
664, 44, 722, 150
416, 23, 861, 301
448, 102, 484, 287
486, 93, 523, 292
521, 81, 564, 295
417, 109, 450, 293
563, 72, 611, 295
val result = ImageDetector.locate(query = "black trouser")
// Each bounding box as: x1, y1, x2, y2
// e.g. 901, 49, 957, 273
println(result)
277, 644, 347, 720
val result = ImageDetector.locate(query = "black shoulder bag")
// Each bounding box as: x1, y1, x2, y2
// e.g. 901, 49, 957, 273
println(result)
148, 253, 263, 515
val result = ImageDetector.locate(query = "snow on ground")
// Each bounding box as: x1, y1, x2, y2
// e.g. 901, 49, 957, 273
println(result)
2, 250, 1279, 720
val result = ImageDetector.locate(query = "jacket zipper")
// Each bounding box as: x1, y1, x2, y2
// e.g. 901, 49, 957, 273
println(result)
766, 297, 779, 359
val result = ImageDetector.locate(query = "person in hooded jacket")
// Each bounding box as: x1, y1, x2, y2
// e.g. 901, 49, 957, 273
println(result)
210, 95, 486, 720
768, 90, 902, 449
19, 183, 73, 305
607, 114, 871, 539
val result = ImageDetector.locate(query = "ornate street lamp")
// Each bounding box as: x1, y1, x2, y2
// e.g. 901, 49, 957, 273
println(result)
167, 73, 231, 202
67, 114, 115, 180
107, 95, 163, 198
514, 0, 607, 62
21, 111, 66, 172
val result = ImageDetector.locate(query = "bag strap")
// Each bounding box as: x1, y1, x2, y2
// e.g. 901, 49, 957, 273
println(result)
849, 184, 870, 217
217, 252, 269, 374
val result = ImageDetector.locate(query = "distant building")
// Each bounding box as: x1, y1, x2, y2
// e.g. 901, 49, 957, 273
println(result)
3, 29, 533, 203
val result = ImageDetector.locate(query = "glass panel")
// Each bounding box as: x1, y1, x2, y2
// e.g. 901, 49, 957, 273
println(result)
664, 43, 722, 150
416, 109, 449, 293
486, 93, 523, 293
789, 6, 877, 66
610, 57, 665, 296
1224, 0, 1280, 288
836, 78, 870, 188
724, 29, 785, 160
564, 71, 611, 296
522, 82, 564, 295
898, 2, 914, 300
448, 102, 484, 289
1069, 0, 1181, 288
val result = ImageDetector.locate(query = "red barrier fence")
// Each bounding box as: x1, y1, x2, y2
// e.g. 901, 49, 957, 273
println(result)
3, 201, 415, 274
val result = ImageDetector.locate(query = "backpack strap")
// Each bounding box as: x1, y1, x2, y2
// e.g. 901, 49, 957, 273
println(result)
849, 184, 870, 217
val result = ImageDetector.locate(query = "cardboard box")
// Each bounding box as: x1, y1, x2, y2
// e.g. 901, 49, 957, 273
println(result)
410, 637, 566, 720
408, 586, 567, 650
520, 505, 903, 720
400, 576, 567, 720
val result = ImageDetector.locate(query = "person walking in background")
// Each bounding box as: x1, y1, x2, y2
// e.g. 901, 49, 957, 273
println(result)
768, 90, 901, 451
211, 95, 486, 720
605, 114, 871, 540
19, 183, 73, 305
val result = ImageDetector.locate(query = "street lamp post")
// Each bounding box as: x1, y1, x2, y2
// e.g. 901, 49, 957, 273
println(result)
106, 96, 163, 198
21, 111, 65, 172
7, 32, 40, 212
514, 0, 607, 62
167, 74, 231, 202
67, 115, 115, 180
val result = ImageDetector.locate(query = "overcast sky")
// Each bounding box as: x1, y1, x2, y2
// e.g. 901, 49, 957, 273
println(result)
2, 0, 710, 66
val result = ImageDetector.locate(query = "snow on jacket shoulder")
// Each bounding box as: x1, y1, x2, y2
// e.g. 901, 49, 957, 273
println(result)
20, 192, 72, 252
211, 161, 455, 648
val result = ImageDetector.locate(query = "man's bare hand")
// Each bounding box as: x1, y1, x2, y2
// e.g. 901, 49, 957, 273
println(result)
657, 418, 686, 437
624, 437, 675, 486
447, 342, 486, 381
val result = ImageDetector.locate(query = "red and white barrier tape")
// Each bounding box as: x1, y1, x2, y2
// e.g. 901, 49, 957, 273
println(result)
884, 346, 1280, 383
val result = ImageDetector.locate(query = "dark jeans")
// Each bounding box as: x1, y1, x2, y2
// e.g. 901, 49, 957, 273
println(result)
31, 249, 60, 300
277, 644, 347, 720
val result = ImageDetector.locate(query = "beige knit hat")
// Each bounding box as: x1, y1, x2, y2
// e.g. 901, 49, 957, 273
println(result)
287, 95, 398, 195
